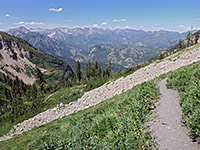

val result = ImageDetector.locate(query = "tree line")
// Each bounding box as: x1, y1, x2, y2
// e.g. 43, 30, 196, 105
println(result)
75, 60, 111, 82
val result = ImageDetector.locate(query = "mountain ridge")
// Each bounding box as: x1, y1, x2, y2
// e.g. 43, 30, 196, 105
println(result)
8, 27, 82, 57
0, 32, 74, 84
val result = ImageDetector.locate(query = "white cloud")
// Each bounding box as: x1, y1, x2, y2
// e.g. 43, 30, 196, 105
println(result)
14, 21, 45, 25
65, 20, 71, 22
125, 25, 130, 28
5, 14, 10, 17
195, 18, 200, 21
101, 22, 107, 25
112, 18, 126, 22
93, 24, 98, 27
49, 8, 63, 12
4, 14, 18, 19
177, 25, 184, 28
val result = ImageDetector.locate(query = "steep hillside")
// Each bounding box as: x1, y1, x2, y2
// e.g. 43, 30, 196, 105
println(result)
8, 26, 82, 57
0, 32, 74, 84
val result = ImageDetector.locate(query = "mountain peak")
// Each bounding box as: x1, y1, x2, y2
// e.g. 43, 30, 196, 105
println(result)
15, 26, 30, 33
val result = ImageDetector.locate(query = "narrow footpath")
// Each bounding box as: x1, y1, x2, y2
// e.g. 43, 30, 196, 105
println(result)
149, 79, 199, 150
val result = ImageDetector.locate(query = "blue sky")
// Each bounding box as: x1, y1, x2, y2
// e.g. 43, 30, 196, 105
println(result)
0, 0, 200, 32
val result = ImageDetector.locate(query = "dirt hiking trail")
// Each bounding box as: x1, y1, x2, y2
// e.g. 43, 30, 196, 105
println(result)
149, 79, 199, 150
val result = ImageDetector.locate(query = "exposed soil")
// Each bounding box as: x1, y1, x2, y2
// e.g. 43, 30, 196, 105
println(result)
149, 79, 199, 150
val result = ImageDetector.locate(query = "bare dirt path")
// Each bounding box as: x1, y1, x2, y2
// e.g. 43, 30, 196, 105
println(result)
149, 79, 199, 150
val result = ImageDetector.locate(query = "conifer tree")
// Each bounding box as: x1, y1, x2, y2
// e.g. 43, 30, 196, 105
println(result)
103, 70, 106, 77
34, 67, 46, 90
75, 61, 82, 81
187, 32, 192, 47
85, 59, 91, 79
178, 39, 182, 49
97, 64, 101, 77
94, 60, 98, 77
91, 68, 95, 78
106, 61, 111, 77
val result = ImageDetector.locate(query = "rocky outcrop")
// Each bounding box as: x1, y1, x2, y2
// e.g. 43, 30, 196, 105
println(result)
0, 34, 36, 84
0, 32, 74, 84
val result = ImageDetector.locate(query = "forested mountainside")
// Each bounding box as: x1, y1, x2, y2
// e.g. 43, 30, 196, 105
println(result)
0, 32, 74, 137
0, 32, 75, 125
0, 32, 74, 83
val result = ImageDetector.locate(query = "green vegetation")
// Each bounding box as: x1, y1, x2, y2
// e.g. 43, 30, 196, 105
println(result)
85, 59, 91, 79
0, 58, 118, 137
75, 61, 82, 82
0, 80, 160, 150
0, 73, 46, 137
44, 84, 84, 108
0, 73, 86, 137
166, 61, 200, 140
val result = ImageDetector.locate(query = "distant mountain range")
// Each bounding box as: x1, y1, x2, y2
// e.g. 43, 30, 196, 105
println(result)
8, 27, 82, 57
28, 27, 151, 50
7, 26, 188, 68
126, 30, 187, 49
72, 31, 187, 67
